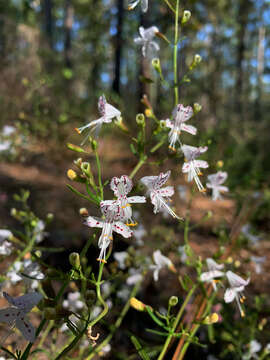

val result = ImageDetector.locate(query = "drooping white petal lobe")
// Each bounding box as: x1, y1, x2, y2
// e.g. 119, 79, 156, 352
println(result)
224, 288, 236, 303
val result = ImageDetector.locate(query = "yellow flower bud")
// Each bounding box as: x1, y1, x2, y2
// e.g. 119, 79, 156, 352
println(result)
145, 108, 153, 118
203, 312, 219, 325
67, 169, 77, 180
130, 297, 146, 312
79, 208, 89, 216
217, 160, 224, 168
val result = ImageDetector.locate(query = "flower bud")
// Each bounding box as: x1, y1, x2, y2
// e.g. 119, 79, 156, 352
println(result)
189, 54, 202, 70
66, 143, 86, 154
193, 103, 202, 114
46, 213, 54, 222
130, 297, 146, 312
203, 313, 219, 325
79, 208, 89, 216
67, 169, 77, 181
90, 138, 98, 151
169, 296, 178, 307
74, 158, 82, 168
81, 162, 91, 177
145, 108, 153, 118
217, 160, 224, 168
152, 57, 160, 70
182, 10, 191, 24
136, 113, 145, 127
10, 208, 17, 217
69, 252, 81, 270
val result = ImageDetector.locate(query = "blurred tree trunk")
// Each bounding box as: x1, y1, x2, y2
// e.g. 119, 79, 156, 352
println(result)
254, 25, 265, 120
112, 0, 124, 94
64, 0, 74, 68
44, 0, 53, 49
138, 12, 151, 112
234, 0, 252, 118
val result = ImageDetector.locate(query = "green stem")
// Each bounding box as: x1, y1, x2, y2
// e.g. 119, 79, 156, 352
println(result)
150, 138, 166, 153
178, 293, 215, 360
184, 216, 189, 245
174, 0, 180, 106
129, 158, 146, 179
86, 282, 140, 360
163, 0, 176, 13
37, 320, 54, 348
7, 235, 36, 271
95, 149, 103, 200
89, 261, 108, 328
158, 285, 197, 360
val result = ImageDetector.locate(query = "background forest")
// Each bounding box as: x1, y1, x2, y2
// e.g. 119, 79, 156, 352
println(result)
0, 0, 270, 359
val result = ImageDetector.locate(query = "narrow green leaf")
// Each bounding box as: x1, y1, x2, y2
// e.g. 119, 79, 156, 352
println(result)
130, 335, 150, 360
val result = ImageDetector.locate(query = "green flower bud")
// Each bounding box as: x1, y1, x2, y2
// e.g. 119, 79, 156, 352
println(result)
74, 158, 82, 168
10, 208, 17, 217
193, 103, 202, 114
152, 57, 161, 73
189, 54, 202, 70
169, 296, 178, 307
69, 252, 81, 270
182, 10, 191, 24
136, 113, 145, 127
66, 142, 86, 154
90, 138, 98, 151
46, 213, 54, 222
81, 162, 91, 177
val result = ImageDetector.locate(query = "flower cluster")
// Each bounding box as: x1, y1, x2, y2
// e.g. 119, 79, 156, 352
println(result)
85, 173, 179, 262
201, 258, 250, 317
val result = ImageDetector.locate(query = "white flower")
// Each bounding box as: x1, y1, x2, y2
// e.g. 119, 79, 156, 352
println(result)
165, 104, 196, 151
206, 171, 229, 201
2, 126, 16, 137
241, 224, 261, 246
21, 260, 44, 289
63, 292, 84, 313
150, 250, 173, 281
117, 286, 130, 301
126, 268, 143, 285
75, 95, 121, 142
0, 230, 12, 256
243, 340, 262, 360
134, 26, 159, 58
0, 140, 12, 152
90, 306, 102, 320
6, 260, 44, 289
84, 202, 132, 263
200, 258, 224, 291
128, 0, 148, 12
6, 261, 23, 284
182, 145, 208, 192
133, 224, 146, 246
178, 246, 187, 263
114, 251, 128, 269
140, 170, 180, 219
110, 175, 146, 226
250, 256, 265, 274
34, 220, 46, 243
0, 291, 42, 342
224, 271, 250, 317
